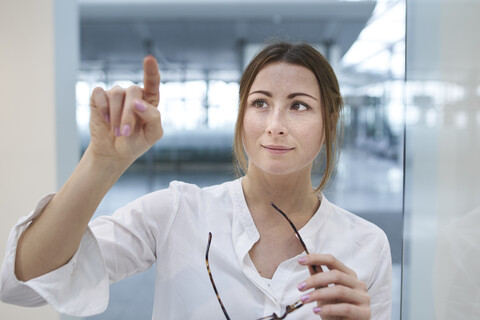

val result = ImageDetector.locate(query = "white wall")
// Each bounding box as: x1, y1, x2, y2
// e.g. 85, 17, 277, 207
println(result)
0, 0, 78, 318
403, 0, 480, 318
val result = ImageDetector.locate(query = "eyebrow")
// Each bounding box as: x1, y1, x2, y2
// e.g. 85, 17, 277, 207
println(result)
248, 90, 318, 101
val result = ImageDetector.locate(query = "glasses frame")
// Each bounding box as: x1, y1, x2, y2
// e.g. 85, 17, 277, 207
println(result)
205, 201, 320, 320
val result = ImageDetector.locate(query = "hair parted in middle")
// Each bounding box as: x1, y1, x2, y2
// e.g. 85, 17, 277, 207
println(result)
233, 41, 343, 192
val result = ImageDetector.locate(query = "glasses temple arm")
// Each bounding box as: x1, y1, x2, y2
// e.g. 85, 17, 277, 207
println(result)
270, 202, 320, 274
206, 232, 232, 320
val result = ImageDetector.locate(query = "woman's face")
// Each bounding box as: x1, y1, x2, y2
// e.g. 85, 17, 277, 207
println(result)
242, 62, 325, 177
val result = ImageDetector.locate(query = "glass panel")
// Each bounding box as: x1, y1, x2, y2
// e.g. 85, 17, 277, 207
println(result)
403, 0, 480, 318
73, 1, 406, 319
333, 1, 405, 319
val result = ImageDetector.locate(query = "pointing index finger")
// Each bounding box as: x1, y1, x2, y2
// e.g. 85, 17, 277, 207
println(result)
143, 55, 160, 107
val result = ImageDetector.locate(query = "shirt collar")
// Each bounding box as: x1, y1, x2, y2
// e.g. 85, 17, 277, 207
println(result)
230, 178, 259, 266
230, 178, 332, 265
298, 193, 331, 254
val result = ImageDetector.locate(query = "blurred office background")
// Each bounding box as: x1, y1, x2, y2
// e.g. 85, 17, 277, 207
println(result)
1, 0, 479, 319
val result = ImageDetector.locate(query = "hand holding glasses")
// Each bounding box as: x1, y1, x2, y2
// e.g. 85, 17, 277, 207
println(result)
205, 202, 320, 320
205, 202, 372, 320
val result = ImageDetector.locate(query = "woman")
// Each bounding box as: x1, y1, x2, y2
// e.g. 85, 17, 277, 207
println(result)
0, 42, 391, 319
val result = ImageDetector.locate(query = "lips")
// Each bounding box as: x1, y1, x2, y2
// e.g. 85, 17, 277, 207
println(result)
263, 144, 294, 151
262, 144, 295, 154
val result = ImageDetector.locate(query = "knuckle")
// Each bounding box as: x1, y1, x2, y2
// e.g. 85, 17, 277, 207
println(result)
350, 269, 358, 279
311, 271, 322, 282
109, 85, 125, 97
91, 86, 104, 96
323, 304, 336, 316
360, 281, 368, 292
344, 305, 355, 317
365, 293, 371, 305
126, 85, 142, 96
336, 285, 347, 296
330, 270, 342, 283
144, 92, 160, 106
149, 126, 163, 143
123, 105, 134, 116
325, 254, 335, 264
90, 87, 105, 106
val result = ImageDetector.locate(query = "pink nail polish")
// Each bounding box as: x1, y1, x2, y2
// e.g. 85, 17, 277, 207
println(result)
313, 307, 322, 313
297, 282, 306, 290
298, 257, 307, 263
135, 100, 147, 112
300, 294, 309, 302
122, 124, 131, 137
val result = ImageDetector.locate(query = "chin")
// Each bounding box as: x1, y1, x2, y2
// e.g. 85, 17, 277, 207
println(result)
250, 161, 310, 177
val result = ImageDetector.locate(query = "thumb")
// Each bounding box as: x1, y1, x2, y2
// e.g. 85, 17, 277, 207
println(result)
133, 99, 163, 143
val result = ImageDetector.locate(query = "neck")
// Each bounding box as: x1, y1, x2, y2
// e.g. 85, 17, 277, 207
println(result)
242, 166, 319, 220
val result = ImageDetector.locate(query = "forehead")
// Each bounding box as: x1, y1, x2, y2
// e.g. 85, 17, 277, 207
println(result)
250, 62, 320, 96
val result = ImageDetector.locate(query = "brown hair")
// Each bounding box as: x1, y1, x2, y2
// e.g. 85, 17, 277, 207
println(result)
233, 42, 343, 192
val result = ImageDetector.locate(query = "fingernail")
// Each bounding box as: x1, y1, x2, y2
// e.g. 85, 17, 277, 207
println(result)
313, 307, 322, 313
122, 124, 131, 137
135, 99, 147, 112
115, 127, 122, 137
300, 294, 310, 302
298, 257, 307, 264
104, 114, 110, 123
297, 282, 306, 290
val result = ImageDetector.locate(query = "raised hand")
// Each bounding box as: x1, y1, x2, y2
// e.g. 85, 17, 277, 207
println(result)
297, 254, 371, 319
13, 56, 163, 282
88, 55, 163, 167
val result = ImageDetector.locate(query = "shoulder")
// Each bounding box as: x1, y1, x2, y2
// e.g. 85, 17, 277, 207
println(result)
318, 196, 392, 289
116, 179, 238, 216
147, 179, 240, 209
167, 179, 238, 198
321, 196, 390, 251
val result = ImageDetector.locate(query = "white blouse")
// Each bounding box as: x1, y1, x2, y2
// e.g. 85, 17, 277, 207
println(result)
0, 179, 392, 319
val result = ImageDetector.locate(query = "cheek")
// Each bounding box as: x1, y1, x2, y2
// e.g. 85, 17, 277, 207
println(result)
241, 114, 255, 153
242, 111, 263, 140
301, 121, 325, 151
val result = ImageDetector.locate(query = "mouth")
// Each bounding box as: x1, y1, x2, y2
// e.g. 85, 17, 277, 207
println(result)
262, 144, 295, 153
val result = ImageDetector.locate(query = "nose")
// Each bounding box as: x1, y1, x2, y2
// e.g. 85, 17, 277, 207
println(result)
266, 110, 288, 136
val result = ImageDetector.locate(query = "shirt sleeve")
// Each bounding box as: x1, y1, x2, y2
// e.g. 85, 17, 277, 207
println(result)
0, 194, 110, 316
0, 182, 182, 317
89, 184, 181, 284
368, 236, 393, 320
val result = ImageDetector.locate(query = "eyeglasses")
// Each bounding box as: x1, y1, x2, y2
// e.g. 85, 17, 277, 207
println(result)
205, 202, 320, 320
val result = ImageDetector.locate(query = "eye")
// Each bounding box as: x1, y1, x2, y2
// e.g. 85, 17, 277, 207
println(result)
291, 102, 310, 111
250, 99, 268, 109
